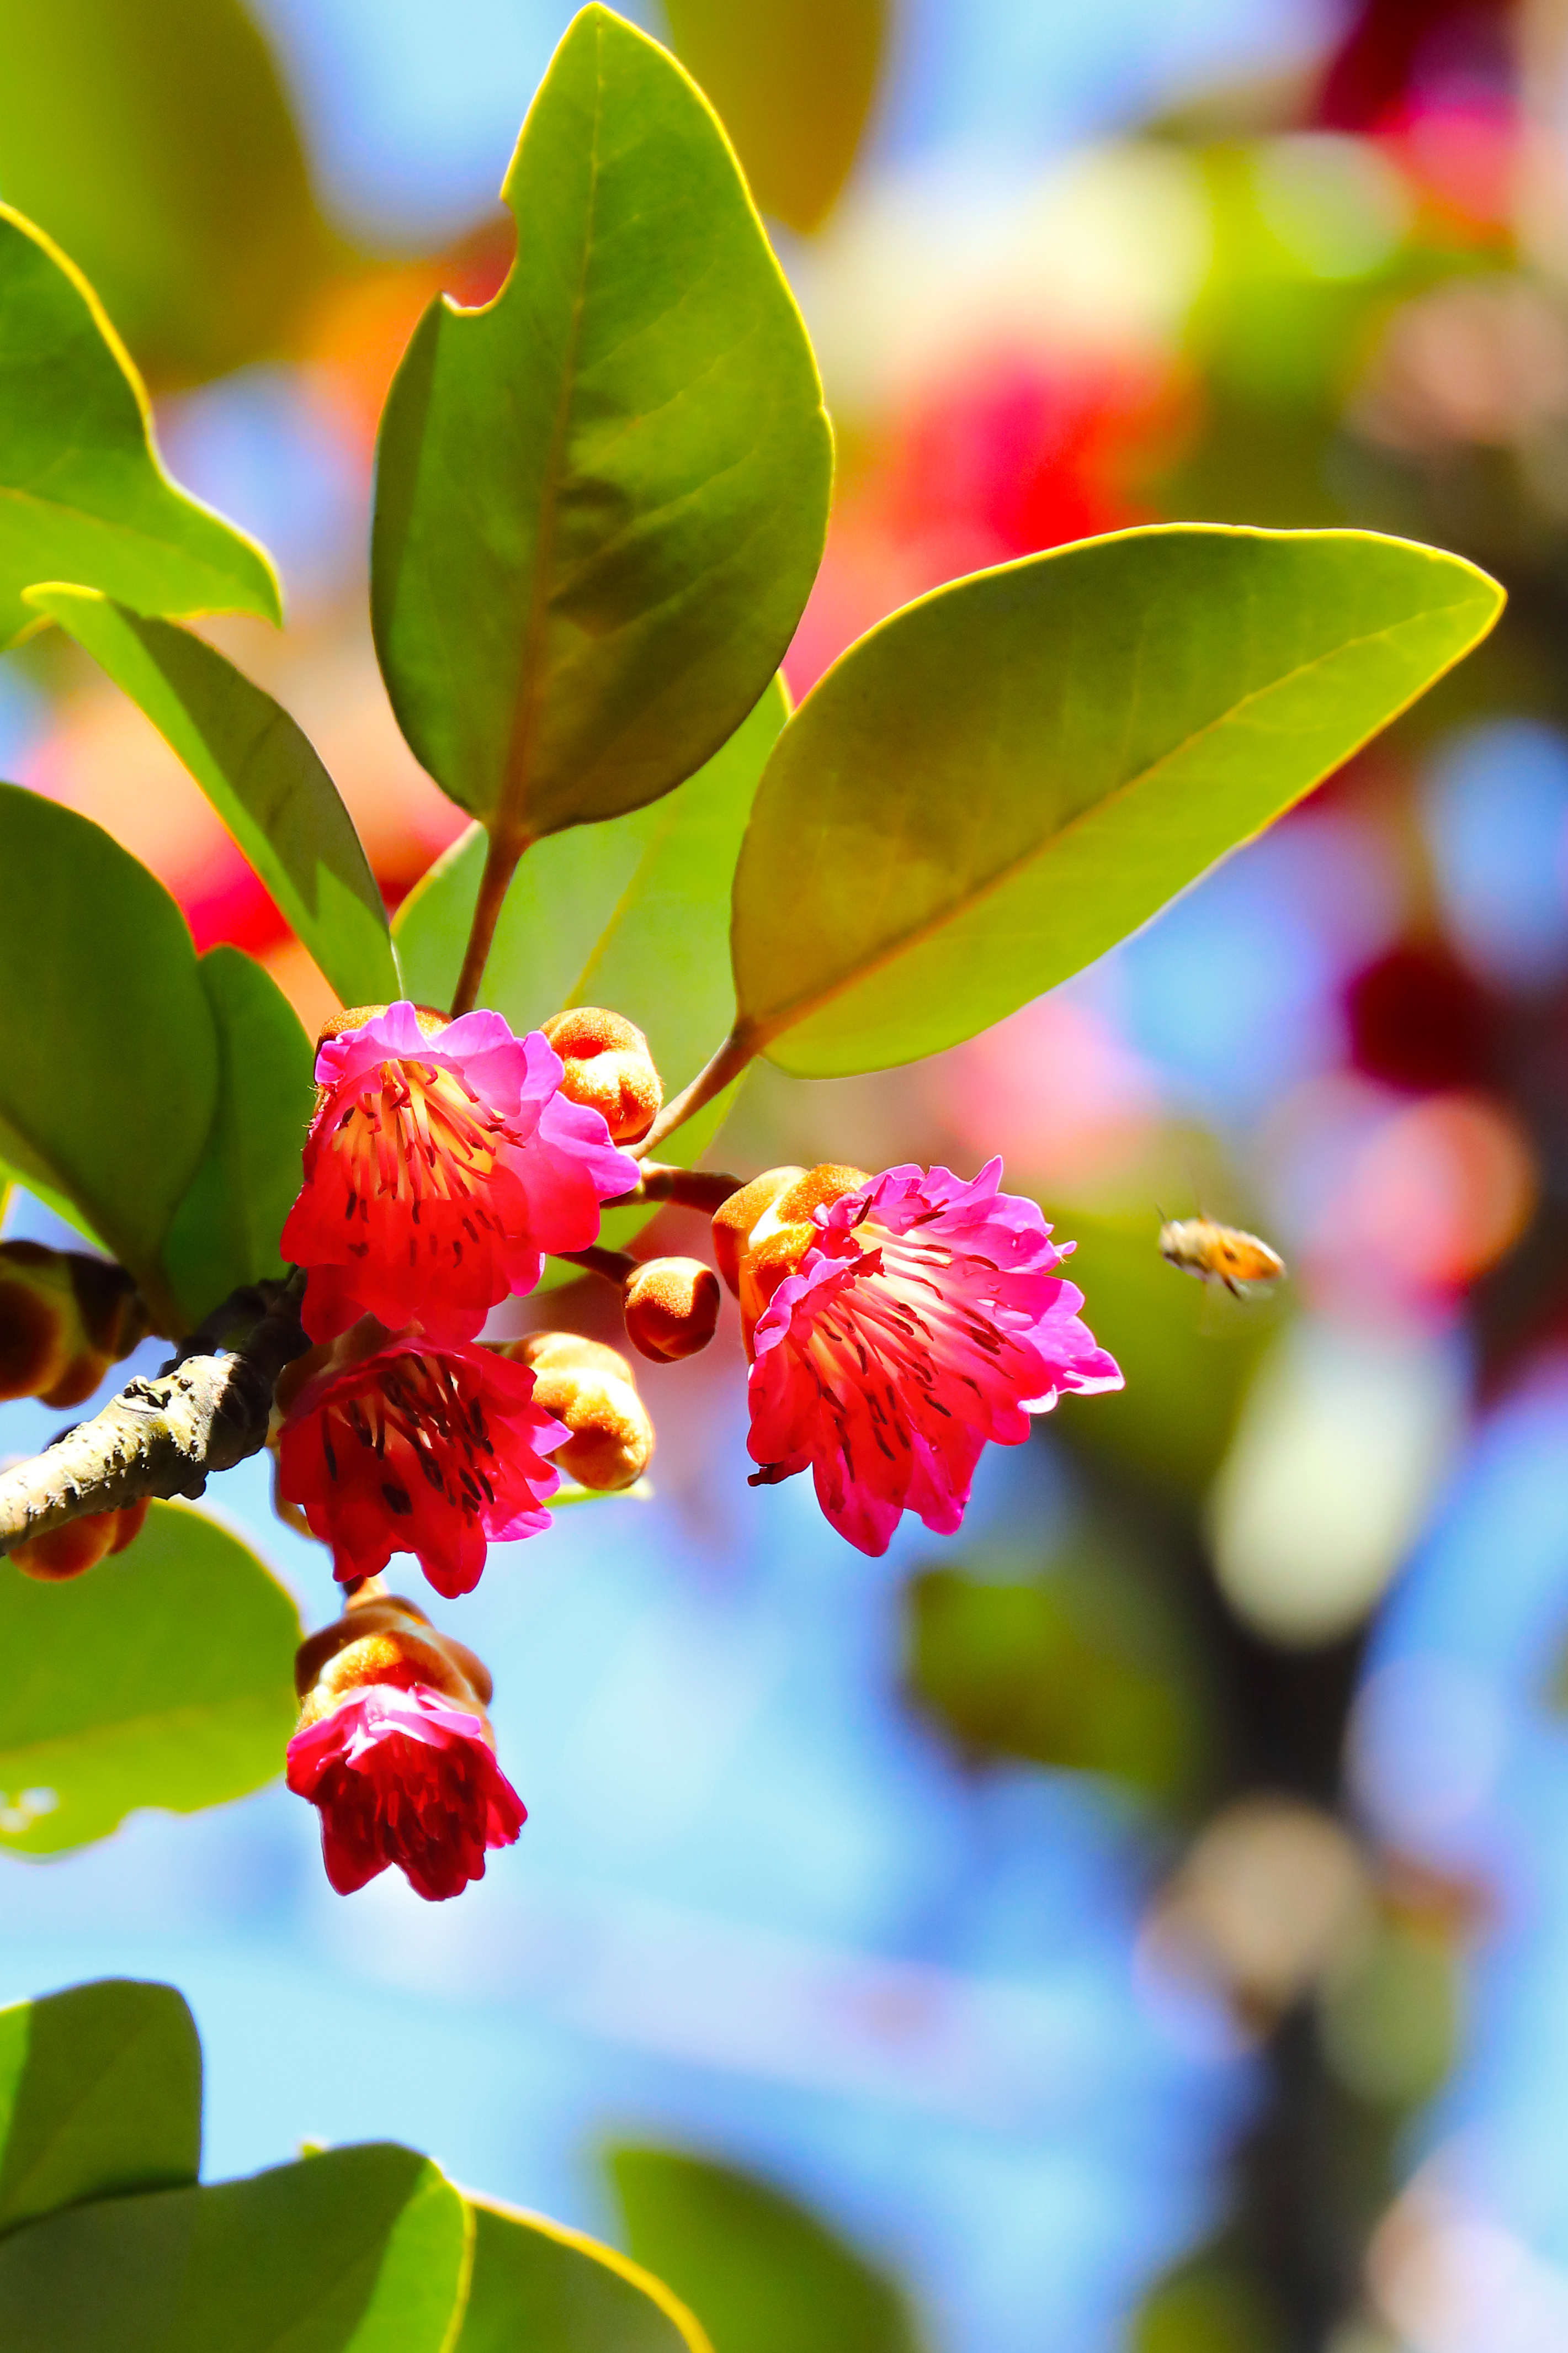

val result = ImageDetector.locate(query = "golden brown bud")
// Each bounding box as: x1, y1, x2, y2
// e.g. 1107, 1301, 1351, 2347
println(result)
12, 1498, 148, 1582
507, 1331, 653, 1491
0, 1242, 147, 1409
293, 1585, 495, 1729
711, 1165, 869, 1349
315, 1004, 448, 1049
623, 1257, 722, 1363
541, 1008, 662, 1144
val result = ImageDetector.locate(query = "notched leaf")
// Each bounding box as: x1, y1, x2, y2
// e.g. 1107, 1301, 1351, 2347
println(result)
371, 5, 830, 842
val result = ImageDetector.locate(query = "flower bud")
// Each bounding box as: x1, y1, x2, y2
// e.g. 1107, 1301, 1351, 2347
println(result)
289, 1587, 524, 1904
623, 1257, 722, 1363
0, 1243, 146, 1409
507, 1331, 653, 1491
712, 1165, 869, 1345
541, 1008, 662, 1144
11, 1498, 148, 1582
293, 1586, 491, 1720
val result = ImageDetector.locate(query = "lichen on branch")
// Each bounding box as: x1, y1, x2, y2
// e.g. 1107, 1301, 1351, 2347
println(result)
0, 1276, 309, 1559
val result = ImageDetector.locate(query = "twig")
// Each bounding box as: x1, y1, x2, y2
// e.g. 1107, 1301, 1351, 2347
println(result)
632, 1025, 757, 1159
608, 1164, 744, 1214
0, 1274, 311, 1557
550, 1246, 639, 1286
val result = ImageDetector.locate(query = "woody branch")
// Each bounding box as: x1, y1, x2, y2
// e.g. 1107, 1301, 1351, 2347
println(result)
0, 1276, 310, 1557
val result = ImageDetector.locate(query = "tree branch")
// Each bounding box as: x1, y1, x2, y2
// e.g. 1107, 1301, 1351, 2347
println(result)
0, 1275, 311, 1557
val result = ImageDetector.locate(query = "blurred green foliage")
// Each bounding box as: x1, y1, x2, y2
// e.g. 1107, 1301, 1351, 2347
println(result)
1131, 2257, 1284, 2353
1319, 1919, 1461, 2108
0, 1981, 200, 2235
660, 0, 887, 234
0, 1504, 301, 1857
610, 2147, 922, 2353
903, 1534, 1211, 1806
1048, 1211, 1279, 1501
0, 0, 329, 385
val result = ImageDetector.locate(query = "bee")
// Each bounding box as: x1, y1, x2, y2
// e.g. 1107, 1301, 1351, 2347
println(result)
1158, 1217, 1285, 1297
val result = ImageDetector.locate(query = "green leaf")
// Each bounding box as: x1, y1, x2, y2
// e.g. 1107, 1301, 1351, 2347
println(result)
371, 6, 830, 841
902, 1538, 1210, 1805
160, 948, 314, 1328
455, 2197, 709, 2352
731, 527, 1505, 1078
0, 0, 328, 385
30, 590, 398, 1011
0, 1981, 200, 2238
661, 0, 887, 234
396, 680, 786, 1079
0, 2144, 467, 2352
610, 2149, 922, 2353
0, 785, 217, 1316
0, 207, 280, 650
0, 1502, 302, 1857
396, 679, 784, 1262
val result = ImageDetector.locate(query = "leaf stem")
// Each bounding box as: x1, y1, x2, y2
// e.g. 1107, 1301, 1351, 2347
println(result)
633, 1025, 757, 1159
449, 830, 527, 1019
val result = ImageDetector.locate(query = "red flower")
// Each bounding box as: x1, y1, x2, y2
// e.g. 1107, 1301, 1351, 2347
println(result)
281, 1002, 638, 1345
726, 1161, 1121, 1556
286, 1681, 525, 1902
276, 1333, 567, 1597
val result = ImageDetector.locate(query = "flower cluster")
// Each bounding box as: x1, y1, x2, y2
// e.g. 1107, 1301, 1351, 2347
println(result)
269, 997, 1119, 1904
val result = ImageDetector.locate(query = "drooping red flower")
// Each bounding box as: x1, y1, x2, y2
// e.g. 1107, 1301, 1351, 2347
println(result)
728, 1160, 1121, 1556
286, 1681, 525, 1902
276, 1333, 567, 1597
281, 1002, 639, 1345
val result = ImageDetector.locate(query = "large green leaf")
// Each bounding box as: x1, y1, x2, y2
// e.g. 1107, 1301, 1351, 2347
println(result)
371, 7, 830, 841
731, 527, 1504, 1077
0, 1981, 200, 2238
455, 2197, 708, 2352
0, 1502, 301, 1857
0, 2144, 467, 2352
610, 2149, 921, 2353
0, 785, 217, 1318
661, 0, 887, 233
30, 590, 398, 1011
160, 948, 315, 1329
0, 208, 280, 649
0, 0, 328, 386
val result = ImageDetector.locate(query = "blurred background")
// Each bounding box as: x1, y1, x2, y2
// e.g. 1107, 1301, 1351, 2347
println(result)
7, 1, 1568, 2346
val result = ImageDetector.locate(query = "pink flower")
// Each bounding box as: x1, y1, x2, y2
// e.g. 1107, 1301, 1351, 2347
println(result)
281, 1002, 639, 1345
741, 1161, 1121, 1556
276, 1333, 568, 1597
286, 1681, 525, 1902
